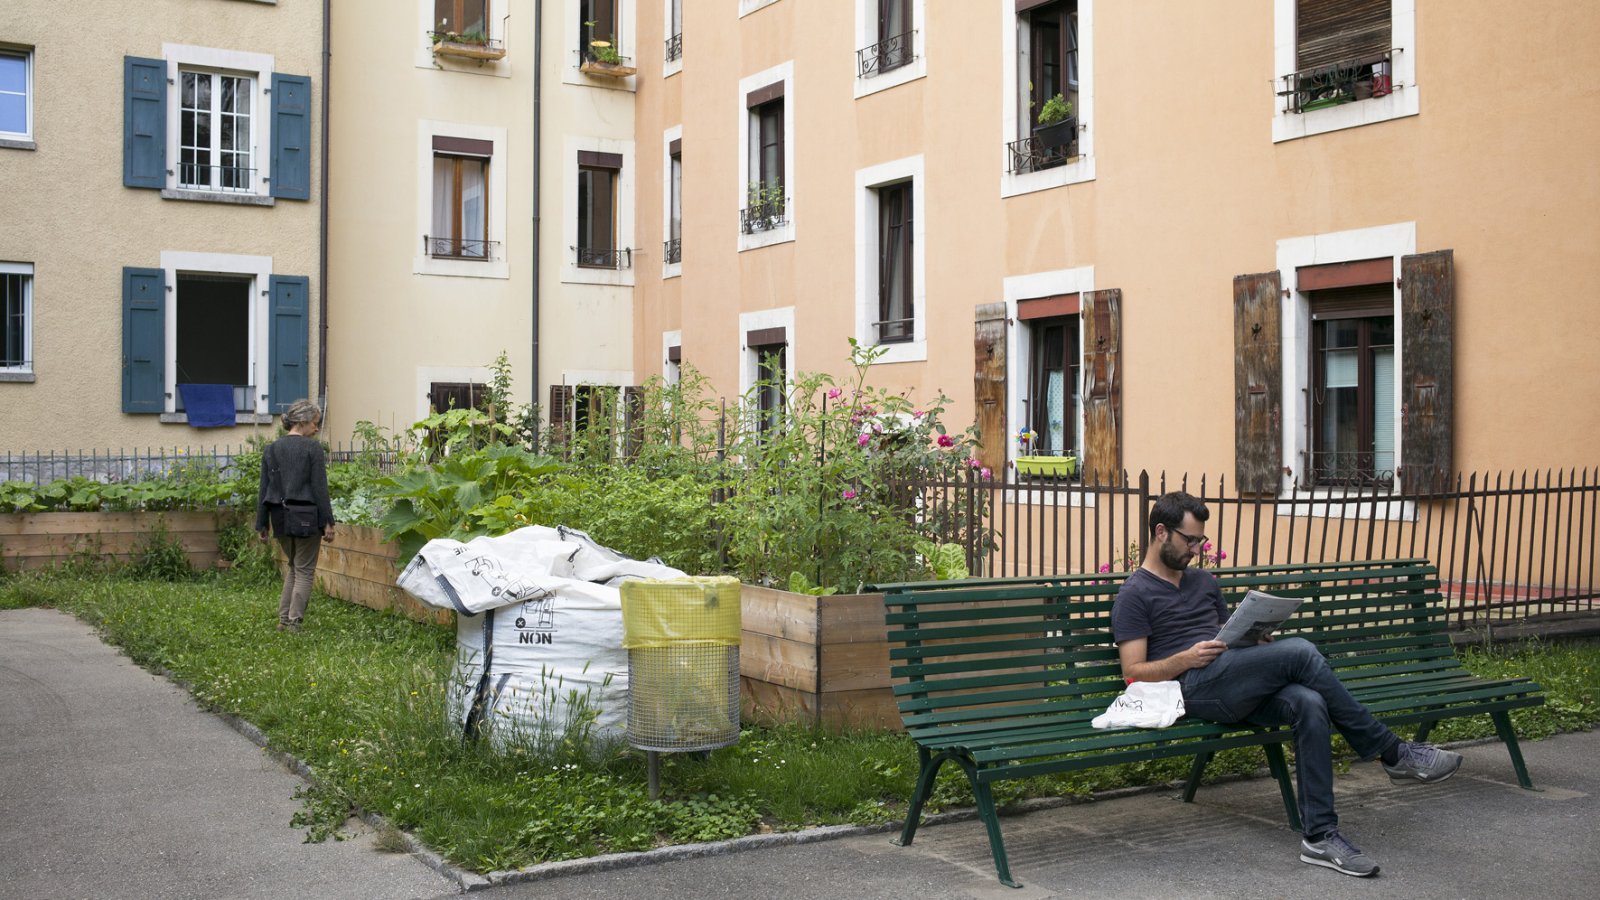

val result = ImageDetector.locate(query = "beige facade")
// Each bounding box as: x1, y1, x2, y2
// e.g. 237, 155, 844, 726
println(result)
632, 1, 1600, 487
0, 0, 323, 453
324, 0, 639, 443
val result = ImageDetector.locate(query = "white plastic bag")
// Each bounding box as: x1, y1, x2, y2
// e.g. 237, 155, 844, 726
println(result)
1090, 681, 1186, 730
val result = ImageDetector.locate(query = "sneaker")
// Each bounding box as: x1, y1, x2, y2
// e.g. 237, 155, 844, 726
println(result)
1383, 741, 1463, 785
1300, 831, 1380, 877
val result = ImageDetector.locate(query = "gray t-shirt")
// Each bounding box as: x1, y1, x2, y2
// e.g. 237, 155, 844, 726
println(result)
1111, 567, 1227, 663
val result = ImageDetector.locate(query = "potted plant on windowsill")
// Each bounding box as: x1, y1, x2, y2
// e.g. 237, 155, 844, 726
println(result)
1032, 93, 1076, 154
579, 23, 637, 77
430, 30, 507, 61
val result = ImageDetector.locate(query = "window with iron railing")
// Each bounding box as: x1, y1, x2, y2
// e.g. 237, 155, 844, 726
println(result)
425, 236, 498, 260
1279, 50, 1394, 114
1008, 0, 1078, 175
875, 182, 913, 344
575, 246, 632, 269
431, 151, 490, 259
665, 32, 682, 62
1310, 305, 1394, 486
663, 238, 681, 265
179, 70, 254, 192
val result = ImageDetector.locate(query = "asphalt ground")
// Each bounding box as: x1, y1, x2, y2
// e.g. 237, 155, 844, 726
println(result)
4, 606, 1596, 900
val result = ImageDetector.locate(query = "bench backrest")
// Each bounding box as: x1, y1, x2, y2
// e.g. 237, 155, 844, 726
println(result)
878, 559, 1447, 732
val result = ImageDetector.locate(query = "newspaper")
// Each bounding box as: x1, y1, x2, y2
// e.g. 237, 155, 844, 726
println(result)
1216, 589, 1303, 648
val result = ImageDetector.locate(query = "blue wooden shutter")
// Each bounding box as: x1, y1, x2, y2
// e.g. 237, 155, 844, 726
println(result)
268, 275, 310, 412
122, 267, 166, 413
270, 73, 311, 200
123, 57, 166, 189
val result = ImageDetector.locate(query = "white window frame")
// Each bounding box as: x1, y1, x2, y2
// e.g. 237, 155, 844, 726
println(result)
415, 120, 510, 280
855, 155, 926, 364
563, 135, 636, 286
0, 46, 34, 149
563, 0, 639, 91
662, 125, 682, 279
1272, 0, 1418, 143
157, 250, 273, 420
0, 261, 33, 380
161, 45, 274, 201
662, 329, 681, 383
737, 62, 796, 252
1004, 267, 1093, 480
738, 307, 794, 399
414, 0, 512, 78
853, 0, 927, 99
1000, 0, 1095, 199
1276, 221, 1417, 513
662, 0, 683, 78
739, 0, 781, 18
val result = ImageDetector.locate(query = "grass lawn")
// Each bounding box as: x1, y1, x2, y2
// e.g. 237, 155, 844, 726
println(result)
2, 570, 1596, 873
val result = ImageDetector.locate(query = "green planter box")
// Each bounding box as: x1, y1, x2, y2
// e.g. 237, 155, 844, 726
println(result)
1015, 455, 1077, 478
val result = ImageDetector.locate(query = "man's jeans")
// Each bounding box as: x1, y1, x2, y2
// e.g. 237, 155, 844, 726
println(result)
1178, 638, 1400, 838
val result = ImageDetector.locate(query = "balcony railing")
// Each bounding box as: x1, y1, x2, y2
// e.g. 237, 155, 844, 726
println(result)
424, 235, 498, 260
429, 32, 508, 61
1006, 133, 1076, 175
740, 196, 789, 234
576, 246, 632, 269
665, 32, 683, 63
580, 46, 637, 77
664, 237, 681, 265
177, 163, 256, 194
873, 315, 913, 344
1279, 49, 1395, 114
1308, 450, 1395, 488
856, 30, 916, 78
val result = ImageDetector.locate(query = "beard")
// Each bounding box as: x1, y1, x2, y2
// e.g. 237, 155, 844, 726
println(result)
1159, 539, 1192, 570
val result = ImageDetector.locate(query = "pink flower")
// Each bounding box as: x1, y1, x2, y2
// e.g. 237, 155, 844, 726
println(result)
841, 489, 857, 500
1098, 563, 1112, 574
912, 409, 924, 418
826, 387, 842, 400
936, 434, 955, 448
1217, 550, 1227, 560
967, 457, 982, 468
981, 467, 992, 479
1201, 541, 1213, 553
857, 433, 871, 447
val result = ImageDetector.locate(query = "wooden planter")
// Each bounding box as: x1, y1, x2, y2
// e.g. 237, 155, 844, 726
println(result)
739, 585, 898, 731
309, 525, 450, 626
580, 58, 637, 78
0, 510, 222, 571
432, 40, 507, 61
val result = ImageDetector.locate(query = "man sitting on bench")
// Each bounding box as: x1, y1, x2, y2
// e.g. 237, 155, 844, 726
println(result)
1110, 491, 1463, 878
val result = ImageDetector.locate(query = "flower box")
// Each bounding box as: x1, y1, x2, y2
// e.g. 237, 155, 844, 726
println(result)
1015, 455, 1077, 479
431, 38, 507, 61
580, 58, 637, 78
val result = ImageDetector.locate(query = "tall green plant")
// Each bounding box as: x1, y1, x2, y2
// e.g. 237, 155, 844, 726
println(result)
376, 445, 564, 562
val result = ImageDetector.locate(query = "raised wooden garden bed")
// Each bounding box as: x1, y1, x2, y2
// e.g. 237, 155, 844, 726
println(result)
0, 511, 222, 571
739, 585, 898, 731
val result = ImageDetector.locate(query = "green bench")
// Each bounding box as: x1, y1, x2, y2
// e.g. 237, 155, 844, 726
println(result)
870, 559, 1546, 888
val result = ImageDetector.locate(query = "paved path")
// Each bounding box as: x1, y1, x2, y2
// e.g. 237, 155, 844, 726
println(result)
0, 608, 458, 900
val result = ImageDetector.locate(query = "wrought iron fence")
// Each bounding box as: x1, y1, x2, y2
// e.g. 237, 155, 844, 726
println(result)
664, 237, 681, 265
894, 468, 1599, 625
740, 196, 788, 234
1007, 133, 1075, 175
665, 32, 682, 62
1279, 50, 1395, 114
576, 246, 633, 269
0, 444, 395, 485
857, 30, 916, 78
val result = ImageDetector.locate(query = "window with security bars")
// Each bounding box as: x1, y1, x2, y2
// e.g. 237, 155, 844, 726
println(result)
2, 270, 29, 370
1285, 0, 1393, 113
179, 70, 253, 192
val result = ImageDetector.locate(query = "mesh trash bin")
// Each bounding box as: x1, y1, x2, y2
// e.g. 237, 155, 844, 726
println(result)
621, 576, 741, 752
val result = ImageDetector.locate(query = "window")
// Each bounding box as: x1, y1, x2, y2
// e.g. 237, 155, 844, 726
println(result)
665, 0, 683, 64
434, 0, 489, 35
429, 381, 488, 413
745, 93, 785, 233
858, 0, 913, 77
751, 340, 787, 435
876, 182, 913, 344
1, 263, 32, 376
1309, 287, 1394, 486
174, 274, 253, 412
578, 151, 624, 268
580, 0, 617, 48
1012, 1, 1078, 173
1028, 316, 1080, 460
665, 138, 682, 267
0, 47, 32, 145
179, 71, 254, 192
1273, 0, 1416, 141
430, 137, 492, 260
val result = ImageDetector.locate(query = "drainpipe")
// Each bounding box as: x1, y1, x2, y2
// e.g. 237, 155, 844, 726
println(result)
318, 0, 332, 417
530, 0, 543, 447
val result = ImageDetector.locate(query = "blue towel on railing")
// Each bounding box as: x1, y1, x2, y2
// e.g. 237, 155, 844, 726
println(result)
177, 383, 237, 428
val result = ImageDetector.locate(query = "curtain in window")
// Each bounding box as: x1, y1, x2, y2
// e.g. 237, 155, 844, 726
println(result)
432, 157, 456, 248
461, 159, 486, 257
1373, 348, 1395, 473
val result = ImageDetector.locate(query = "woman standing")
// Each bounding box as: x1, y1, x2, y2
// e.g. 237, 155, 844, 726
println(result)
256, 399, 336, 632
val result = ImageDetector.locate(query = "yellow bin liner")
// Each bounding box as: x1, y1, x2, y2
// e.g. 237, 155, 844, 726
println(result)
621, 576, 742, 648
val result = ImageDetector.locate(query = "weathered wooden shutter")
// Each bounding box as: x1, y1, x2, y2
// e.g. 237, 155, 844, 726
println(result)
1297, 0, 1391, 70
548, 384, 573, 444
267, 275, 310, 412
122, 267, 165, 413
973, 303, 1007, 472
1234, 271, 1283, 494
1400, 250, 1453, 491
123, 57, 165, 189
270, 73, 312, 200
623, 385, 644, 458
1081, 289, 1121, 485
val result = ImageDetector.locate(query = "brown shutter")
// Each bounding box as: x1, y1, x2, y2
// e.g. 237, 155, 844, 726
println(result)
577, 150, 623, 169
1016, 293, 1080, 321
1400, 250, 1453, 491
432, 136, 494, 157
548, 384, 573, 445
1081, 289, 1122, 485
746, 82, 784, 108
746, 327, 786, 347
1234, 272, 1283, 495
973, 303, 1007, 472
666, 345, 682, 363
668, 138, 681, 157
1297, 0, 1391, 70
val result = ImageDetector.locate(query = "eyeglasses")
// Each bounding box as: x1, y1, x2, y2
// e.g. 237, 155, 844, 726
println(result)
1166, 526, 1208, 548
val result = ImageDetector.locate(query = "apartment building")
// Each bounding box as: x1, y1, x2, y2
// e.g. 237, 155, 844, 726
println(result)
0, 0, 323, 453
632, 1, 1600, 489
324, 0, 639, 441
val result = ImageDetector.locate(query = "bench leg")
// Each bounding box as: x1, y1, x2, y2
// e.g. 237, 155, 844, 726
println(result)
1182, 751, 1214, 803
1491, 710, 1539, 791
968, 770, 1022, 889
1263, 743, 1303, 833
1412, 720, 1435, 744
894, 746, 943, 848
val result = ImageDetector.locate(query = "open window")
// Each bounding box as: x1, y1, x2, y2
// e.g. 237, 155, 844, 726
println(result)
875, 182, 913, 345
665, 136, 682, 270
1309, 287, 1395, 486
744, 86, 786, 235
749, 332, 787, 436
1010, 1, 1079, 175
577, 151, 626, 269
